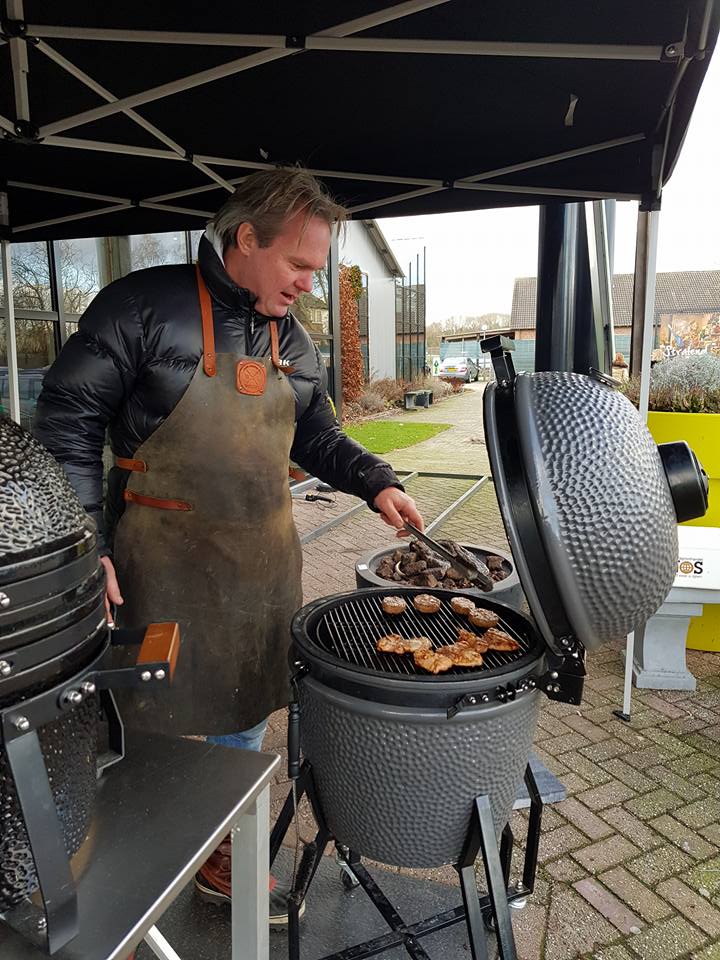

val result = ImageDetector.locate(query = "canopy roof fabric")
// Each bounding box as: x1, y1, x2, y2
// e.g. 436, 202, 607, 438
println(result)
1, 0, 717, 240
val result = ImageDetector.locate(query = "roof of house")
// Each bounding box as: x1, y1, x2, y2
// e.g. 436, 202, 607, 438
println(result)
360, 220, 404, 279
511, 270, 720, 330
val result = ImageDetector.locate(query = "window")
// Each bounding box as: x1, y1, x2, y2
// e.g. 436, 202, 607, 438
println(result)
130, 232, 187, 270
358, 272, 369, 382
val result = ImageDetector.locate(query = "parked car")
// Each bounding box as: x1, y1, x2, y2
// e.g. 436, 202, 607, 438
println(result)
438, 356, 479, 382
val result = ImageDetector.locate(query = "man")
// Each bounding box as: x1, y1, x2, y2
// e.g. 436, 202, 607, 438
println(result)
34, 168, 423, 924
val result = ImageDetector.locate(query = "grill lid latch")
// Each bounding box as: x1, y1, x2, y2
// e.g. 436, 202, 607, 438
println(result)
447, 692, 489, 719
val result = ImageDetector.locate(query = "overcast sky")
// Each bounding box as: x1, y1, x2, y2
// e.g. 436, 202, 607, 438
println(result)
378, 51, 720, 325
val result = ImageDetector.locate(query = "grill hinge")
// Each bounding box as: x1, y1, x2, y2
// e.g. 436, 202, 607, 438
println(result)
540, 651, 586, 705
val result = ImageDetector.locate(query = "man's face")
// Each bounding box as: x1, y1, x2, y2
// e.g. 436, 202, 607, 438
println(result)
230, 210, 331, 318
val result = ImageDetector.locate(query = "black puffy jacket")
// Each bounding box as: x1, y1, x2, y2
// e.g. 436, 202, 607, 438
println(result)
34, 235, 400, 554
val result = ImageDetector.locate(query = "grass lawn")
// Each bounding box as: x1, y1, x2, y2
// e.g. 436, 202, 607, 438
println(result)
345, 421, 451, 454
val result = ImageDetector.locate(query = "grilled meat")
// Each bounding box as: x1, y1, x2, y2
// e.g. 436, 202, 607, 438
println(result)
436, 644, 484, 667
450, 596, 476, 617
468, 607, 500, 630
381, 596, 407, 616
484, 628, 521, 652
413, 593, 442, 614
377, 634, 432, 655
413, 647, 454, 674
457, 627, 489, 652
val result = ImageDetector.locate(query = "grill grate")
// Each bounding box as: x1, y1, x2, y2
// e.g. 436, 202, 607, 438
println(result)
314, 592, 534, 679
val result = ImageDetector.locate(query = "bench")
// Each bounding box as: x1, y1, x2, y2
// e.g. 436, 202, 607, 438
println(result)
633, 526, 720, 690
404, 389, 433, 410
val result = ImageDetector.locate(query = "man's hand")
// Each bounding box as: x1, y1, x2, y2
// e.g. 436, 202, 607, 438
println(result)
373, 487, 425, 538
99, 555, 124, 627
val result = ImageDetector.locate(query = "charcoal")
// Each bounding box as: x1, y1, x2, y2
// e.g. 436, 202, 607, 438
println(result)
403, 560, 427, 575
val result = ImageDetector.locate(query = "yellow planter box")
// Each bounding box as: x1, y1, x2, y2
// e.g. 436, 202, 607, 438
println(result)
648, 412, 720, 651
647, 412, 720, 527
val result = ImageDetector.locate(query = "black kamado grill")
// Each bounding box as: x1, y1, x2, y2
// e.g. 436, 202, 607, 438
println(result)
0, 415, 179, 955
271, 341, 709, 960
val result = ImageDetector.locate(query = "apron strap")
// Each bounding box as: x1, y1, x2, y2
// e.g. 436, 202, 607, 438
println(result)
196, 264, 216, 378
270, 321, 295, 375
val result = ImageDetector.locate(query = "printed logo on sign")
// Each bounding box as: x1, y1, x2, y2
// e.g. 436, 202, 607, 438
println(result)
677, 557, 704, 578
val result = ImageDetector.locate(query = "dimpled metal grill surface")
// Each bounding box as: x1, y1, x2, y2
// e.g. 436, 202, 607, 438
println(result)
300, 678, 540, 867
0, 416, 89, 560
516, 373, 678, 647
0, 697, 97, 909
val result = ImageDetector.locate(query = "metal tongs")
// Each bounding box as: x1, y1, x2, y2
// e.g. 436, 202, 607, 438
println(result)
403, 521, 494, 592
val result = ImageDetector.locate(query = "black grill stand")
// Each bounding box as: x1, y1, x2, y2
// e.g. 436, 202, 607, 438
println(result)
269, 761, 543, 960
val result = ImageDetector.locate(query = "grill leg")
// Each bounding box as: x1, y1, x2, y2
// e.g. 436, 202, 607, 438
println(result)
3, 729, 79, 954
500, 824, 514, 887
475, 797, 517, 960
522, 763, 544, 894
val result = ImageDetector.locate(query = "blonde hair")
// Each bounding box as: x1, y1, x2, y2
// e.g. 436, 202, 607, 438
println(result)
212, 167, 347, 250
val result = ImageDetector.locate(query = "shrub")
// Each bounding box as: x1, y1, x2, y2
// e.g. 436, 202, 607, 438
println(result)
622, 353, 720, 413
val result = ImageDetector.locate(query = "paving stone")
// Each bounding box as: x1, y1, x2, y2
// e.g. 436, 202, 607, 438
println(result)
624, 788, 683, 820
599, 867, 674, 922
656, 878, 720, 937
622, 745, 672, 770
636, 693, 689, 720
563, 755, 613, 788
563, 714, 612, 744
625, 916, 706, 960
630, 710, 670, 731
543, 886, 618, 960
537, 824, 588, 865
599, 758, 655, 793
576, 781, 636, 812
559, 798, 615, 841
676, 797, 720, 829
573, 877, 644, 934
572, 835, 641, 875
589, 947, 635, 960
685, 734, 720, 758
640, 727, 694, 757
599, 807, 661, 853
667, 753, 718, 778
562, 773, 593, 795
650, 815, 719, 860
687, 856, 720, 900
542, 732, 592, 757
580, 739, 632, 764
700, 822, 720, 845
537, 713, 575, 738
693, 943, 720, 960
511, 900, 548, 960
545, 856, 589, 883
626, 843, 693, 886
693, 774, 720, 798
644, 765, 706, 801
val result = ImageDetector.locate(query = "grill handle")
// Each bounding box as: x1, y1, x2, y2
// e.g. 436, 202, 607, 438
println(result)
288, 700, 301, 780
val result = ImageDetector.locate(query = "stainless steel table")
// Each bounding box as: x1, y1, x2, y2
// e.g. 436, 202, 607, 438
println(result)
0, 733, 279, 960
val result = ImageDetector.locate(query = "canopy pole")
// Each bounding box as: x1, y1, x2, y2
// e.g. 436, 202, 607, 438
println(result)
328, 230, 343, 423
1, 239, 21, 424
615, 200, 661, 722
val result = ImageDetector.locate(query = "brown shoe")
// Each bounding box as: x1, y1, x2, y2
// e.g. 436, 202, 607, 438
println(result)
194, 836, 305, 924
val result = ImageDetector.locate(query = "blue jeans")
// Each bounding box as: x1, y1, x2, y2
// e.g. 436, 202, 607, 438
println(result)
206, 718, 268, 752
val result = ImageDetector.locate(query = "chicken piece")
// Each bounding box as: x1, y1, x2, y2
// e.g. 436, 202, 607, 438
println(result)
413, 647, 454, 674
436, 644, 484, 667
377, 634, 431, 655
484, 628, 521, 652
457, 628, 490, 652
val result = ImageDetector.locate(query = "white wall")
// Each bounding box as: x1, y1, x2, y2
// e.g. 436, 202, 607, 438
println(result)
341, 223, 397, 381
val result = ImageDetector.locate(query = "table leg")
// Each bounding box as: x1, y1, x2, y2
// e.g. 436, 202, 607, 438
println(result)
144, 925, 183, 960
232, 783, 270, 960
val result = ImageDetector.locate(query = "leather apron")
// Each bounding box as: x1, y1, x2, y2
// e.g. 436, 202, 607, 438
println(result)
112, 266, 302, 736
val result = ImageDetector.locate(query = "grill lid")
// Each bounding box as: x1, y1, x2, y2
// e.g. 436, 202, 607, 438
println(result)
482, 343, 708, 654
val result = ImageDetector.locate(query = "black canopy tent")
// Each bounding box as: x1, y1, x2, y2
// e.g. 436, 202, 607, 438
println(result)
0, 0, 717, 239
0, 0, 717, 418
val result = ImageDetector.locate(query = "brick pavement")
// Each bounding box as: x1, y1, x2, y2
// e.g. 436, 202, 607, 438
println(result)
266, 382, 720, 960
